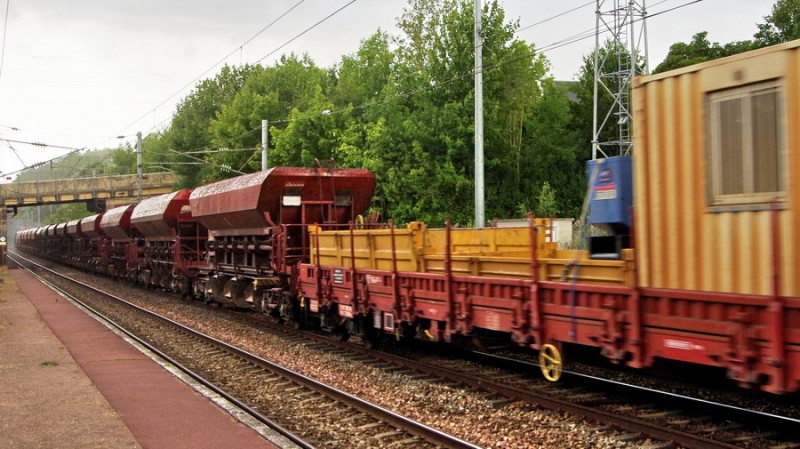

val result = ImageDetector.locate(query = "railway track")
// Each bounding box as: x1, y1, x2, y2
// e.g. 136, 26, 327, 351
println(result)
165, 300, 800, 449
415, 352, 800, 449
13, 251, 800, 449
249, 317, 800, 449
11, 253, 482, 449
215, 284, 800, 448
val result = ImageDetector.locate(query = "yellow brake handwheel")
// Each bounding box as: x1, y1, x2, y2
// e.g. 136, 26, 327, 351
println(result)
539, 343, 563, 382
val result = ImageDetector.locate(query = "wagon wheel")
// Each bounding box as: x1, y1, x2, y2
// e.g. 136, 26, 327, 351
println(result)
539, 344, 563, 382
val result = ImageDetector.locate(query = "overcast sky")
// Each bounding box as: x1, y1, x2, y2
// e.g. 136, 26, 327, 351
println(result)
0, 0, 775, 179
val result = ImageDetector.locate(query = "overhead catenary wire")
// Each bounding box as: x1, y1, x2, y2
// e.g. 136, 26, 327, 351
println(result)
255, 0, 357, 64
188, 0, 704, 163
0, 0, 10, 82
3, 140, 26, 167
119, 1, 361, 172
646, 0, 704, 19
515, 0, 594, 34
8, 0, 706, 178
167, 0, 699, 144
105, 0, 307, 147
110, 0, 359, 155
1, 142, 82, 177
0, 137, 84, 151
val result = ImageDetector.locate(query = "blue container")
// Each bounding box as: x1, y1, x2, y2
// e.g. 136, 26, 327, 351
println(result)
586, 156, 633, 232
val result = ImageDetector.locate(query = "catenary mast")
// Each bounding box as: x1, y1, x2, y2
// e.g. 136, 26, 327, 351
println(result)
592, 0, 649, 159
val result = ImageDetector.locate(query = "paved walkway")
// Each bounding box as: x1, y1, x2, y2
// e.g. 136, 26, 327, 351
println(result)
0, 266, 282, 449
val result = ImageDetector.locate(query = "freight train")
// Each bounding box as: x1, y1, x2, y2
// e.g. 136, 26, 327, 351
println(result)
15, 41, 800, 393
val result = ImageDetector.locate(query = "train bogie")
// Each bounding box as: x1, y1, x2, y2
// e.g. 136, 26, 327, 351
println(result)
79, 214, 108, 272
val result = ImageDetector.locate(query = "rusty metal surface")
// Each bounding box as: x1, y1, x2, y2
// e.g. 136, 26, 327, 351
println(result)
53, 222, 69, 239
189, 171, 270, 232
190, 167, 375, 232
79, 214, 104, 237
130, 189, 191, 238
99, 205, 135, 241
65, 219, 83, 238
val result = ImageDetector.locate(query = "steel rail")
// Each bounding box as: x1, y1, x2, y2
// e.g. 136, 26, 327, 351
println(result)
245, 314, 798, 449
10, 252, 313, 449
11, 252, 484, 449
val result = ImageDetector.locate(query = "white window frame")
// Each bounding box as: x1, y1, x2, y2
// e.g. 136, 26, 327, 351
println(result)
707, 80, 785, 209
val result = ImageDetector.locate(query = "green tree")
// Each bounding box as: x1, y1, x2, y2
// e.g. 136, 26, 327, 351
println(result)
534, 181, 558, 218
525, 80, 583, 217
329, 31, 394, 115
654, 32, 756, 73
381, 0, 549, 225
43, 203, 91, 224
654, 0, 800, 74
161, 64, 259, 187
269, 95, 347, 167
208, 54, 328, 181
755, 0, 800, 46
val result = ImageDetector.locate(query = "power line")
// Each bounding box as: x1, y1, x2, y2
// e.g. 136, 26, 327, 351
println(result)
647, 0, 704, 19
151, 0, 704, 152
0, 0, 9, 82
3, 140, 26, 167
255, 0, 358, 64
265, 0, 704, 129
0, 144, 81, 176
0, 122, 120, 139
492, 0, 707, 78
106, 0, 307, 146
167, 148, 245, 175
99, 0, 704, 179
516, 1, 594, 34
0, 137, 84, 151
133, 1, 358, 151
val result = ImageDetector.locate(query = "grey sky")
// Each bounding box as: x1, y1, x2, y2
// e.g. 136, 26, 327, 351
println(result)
0, 0, 775, 178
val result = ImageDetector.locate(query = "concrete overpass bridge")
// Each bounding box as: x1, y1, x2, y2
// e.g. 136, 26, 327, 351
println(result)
0, 172, 179, 264
0, 171, 180, 214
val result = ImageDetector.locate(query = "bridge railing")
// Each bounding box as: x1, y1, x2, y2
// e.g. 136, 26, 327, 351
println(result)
0, 172, 179, 208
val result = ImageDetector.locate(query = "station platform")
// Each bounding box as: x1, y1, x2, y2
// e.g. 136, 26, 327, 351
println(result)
0, 266, 284, 449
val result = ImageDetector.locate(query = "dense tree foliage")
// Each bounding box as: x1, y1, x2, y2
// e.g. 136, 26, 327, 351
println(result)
161, 65, 259, 186
42, 203, 90, 225
112, 0, 790, 227
755, 0, 800, 46
654, 32, 756, 73
135, 0, 580, 226
655, 0, 800, 73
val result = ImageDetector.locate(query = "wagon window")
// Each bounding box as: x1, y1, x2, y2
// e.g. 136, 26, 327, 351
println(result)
334, 190, 352, 207
708, 81, 784, 207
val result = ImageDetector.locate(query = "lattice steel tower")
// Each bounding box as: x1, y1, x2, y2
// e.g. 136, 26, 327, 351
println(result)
592, 0, 649, 159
